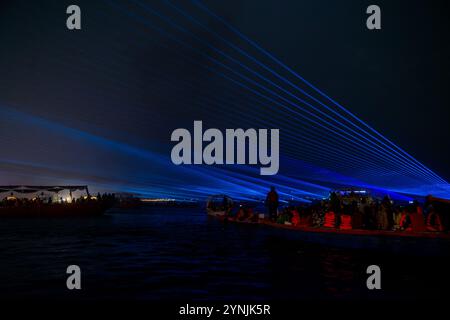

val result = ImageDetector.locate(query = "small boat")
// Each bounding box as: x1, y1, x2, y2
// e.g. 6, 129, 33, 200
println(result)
206, 194, 233, 216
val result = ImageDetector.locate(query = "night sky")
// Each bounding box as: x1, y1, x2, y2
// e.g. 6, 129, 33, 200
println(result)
1, 0, 449, 200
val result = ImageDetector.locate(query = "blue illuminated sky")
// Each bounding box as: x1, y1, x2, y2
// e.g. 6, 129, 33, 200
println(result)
1, 0, 449, 200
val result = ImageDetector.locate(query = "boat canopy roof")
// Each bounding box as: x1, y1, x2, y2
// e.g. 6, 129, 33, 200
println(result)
0, 186, 89, 194
207, 194, 232, 200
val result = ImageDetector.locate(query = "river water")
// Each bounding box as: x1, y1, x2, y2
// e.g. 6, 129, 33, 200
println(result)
0, 207, 448, 301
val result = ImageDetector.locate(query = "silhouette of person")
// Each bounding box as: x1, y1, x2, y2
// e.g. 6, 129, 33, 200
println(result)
265, 186, 279, 221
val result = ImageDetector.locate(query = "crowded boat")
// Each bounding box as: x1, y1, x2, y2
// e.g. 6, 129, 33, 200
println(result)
0, 186, 116, 217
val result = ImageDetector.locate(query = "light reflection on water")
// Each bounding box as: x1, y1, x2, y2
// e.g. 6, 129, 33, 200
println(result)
0, 207, 448, 300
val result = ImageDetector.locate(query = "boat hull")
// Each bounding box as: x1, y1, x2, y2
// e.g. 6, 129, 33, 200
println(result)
215, 216, 450, 256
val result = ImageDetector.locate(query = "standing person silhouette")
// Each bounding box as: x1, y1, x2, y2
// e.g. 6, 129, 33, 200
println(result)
265, 186, 279, 222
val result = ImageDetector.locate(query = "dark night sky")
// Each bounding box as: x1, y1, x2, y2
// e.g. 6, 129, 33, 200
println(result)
208, 0, 450, 177
0, 0, 449, 198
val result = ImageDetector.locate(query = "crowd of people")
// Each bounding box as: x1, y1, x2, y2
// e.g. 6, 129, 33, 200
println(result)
261, 187, 448, 232
0, 192, 117, 208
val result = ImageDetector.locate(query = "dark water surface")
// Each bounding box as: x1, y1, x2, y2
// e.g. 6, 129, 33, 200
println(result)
0, 207, 449, 301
